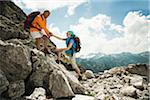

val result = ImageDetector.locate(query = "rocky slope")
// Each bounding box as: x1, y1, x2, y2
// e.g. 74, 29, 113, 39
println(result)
0, 1, 149, 100
81, 64, 150, 100
0, 1, 85, 100
26, 64, 150, 100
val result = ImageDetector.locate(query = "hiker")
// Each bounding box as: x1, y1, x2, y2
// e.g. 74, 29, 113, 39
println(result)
52, 31, 82, 80
28, 10, 53, 51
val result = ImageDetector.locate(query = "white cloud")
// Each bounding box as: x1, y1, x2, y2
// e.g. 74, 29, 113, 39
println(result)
47, 11, 149, 57
13, 0, 87, 16
69, 11, 149, 57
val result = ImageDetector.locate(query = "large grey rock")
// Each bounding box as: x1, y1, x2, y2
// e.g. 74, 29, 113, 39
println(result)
0, 40, 32, 81
49, 70, 75, 98
121, 86, 137, 97
0, 69, 9, 94
84, 70, 95, 79
130, 75, 144, 90
5, 80, 25, 99
47, 55, 85, 95
108, 67, 127, 75
54, 63, 86, 94
126, 64, 149, 76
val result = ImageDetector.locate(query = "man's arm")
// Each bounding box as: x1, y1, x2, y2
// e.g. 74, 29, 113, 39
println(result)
37, 16, 51, 37
52, 34, 66, 41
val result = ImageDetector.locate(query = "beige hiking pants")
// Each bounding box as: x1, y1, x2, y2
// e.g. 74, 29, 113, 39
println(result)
67, 54, 78, 69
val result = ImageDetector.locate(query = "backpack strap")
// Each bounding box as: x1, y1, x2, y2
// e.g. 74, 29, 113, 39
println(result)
67, 37, 75, 56
30, 15, 43, 31
67, 38, 73, 47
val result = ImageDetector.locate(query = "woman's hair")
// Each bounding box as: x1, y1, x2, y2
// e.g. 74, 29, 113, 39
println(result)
67, 31, 75, 37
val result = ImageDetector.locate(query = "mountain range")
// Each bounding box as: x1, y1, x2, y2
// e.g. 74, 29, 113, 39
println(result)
77, 51, 149, 73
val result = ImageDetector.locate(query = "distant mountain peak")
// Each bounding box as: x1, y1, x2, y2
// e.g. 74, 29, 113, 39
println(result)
78, 51, 149, 73
79, 52, 106, 59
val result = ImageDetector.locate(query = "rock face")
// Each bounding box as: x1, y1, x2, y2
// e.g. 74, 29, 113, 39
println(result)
0, 1, 26, 24
0, 1, 29, 40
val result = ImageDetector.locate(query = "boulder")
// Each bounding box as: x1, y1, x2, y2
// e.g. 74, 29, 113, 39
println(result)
0, 40, 32, 81
49, 70, 75, 98
5, 80, 25, 99
84, 70, 95, 79
0, 69, 9, 94
55, 64, 86, 94
130, 75, 144, 90
121, 86, 137, 98
108, 67, 126, 75
126, 64, 148, 76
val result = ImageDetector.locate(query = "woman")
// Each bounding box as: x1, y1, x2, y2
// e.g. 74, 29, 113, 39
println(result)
52, 31, 82, 80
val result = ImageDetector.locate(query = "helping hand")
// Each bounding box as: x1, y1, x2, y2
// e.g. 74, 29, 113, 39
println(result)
49, 32, 53, 36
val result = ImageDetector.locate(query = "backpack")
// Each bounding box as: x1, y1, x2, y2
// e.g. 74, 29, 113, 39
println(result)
68, 36, 81, 52
24, 11, 40, 31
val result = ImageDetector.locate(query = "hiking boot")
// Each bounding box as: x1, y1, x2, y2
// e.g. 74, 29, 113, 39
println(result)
78, 75, 82, 81
42, 48, 50, 54
56, 59, 61, 64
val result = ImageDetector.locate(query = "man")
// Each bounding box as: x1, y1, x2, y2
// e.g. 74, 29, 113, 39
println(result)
52, 31, 82, 80
30, 10, 52, 51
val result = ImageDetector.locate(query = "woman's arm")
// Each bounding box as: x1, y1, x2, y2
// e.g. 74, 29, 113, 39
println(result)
52, 34, 66, 41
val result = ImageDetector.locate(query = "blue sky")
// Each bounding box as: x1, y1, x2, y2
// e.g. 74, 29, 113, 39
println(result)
13, 0, 150, 57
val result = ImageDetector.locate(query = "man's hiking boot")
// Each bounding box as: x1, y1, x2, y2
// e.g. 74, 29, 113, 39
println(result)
42, 48, 51, 54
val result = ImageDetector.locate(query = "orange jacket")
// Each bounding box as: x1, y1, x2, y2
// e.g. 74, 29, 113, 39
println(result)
30, 15, 49, 36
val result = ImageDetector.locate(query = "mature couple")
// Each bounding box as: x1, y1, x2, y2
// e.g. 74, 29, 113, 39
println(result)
29, 10, 82, 80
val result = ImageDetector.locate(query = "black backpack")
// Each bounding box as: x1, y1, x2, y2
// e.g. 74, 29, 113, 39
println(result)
68, 36, 81, 52
24, 11, 40, 31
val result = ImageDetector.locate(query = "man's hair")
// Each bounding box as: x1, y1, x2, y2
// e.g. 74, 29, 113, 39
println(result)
44, 10, 50, 14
